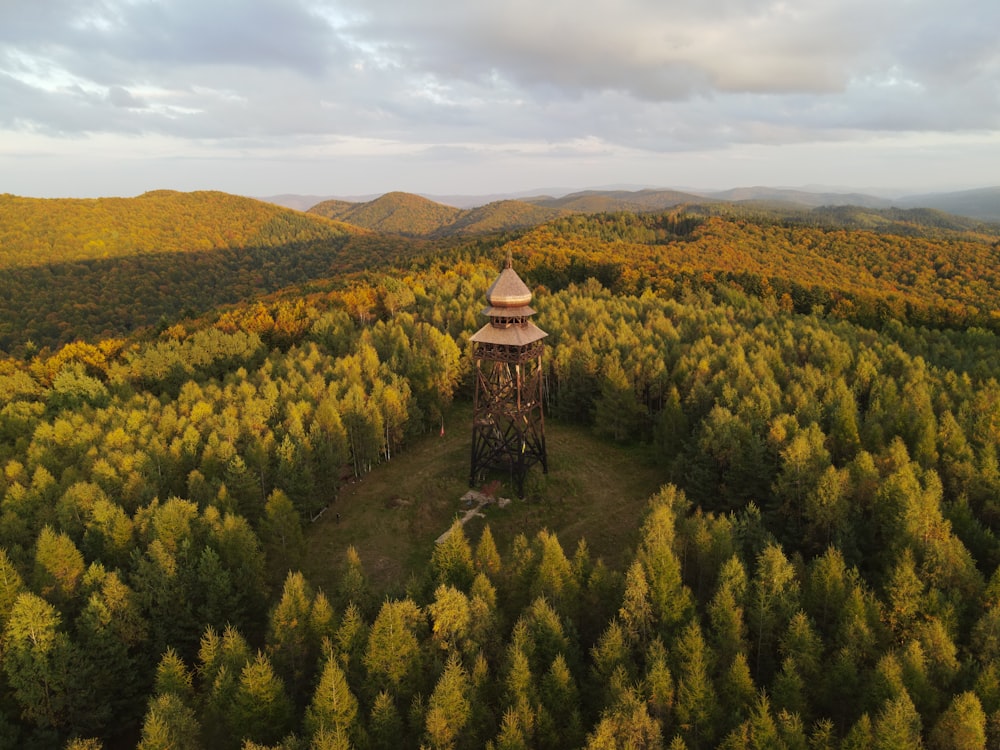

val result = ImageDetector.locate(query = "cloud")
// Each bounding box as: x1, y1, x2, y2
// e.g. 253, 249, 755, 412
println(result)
0, 0, 997, 196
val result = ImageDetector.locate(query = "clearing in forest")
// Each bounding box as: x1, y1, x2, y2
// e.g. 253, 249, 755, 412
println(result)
301, 402, 664, 596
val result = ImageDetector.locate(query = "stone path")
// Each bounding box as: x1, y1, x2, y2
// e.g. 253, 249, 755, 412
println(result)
435, 490, 510, 544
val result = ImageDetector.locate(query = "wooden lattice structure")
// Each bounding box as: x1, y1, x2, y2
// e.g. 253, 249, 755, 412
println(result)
470, 253, 548, 496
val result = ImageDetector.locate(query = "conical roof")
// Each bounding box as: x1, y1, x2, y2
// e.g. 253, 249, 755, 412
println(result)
485, 252, 533, 308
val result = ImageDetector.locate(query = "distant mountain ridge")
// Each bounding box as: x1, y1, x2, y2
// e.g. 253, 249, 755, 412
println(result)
896, 186, 1000, 222
308, 191, 568, 237
264, 184, 1000, 225
702, 186, 893, 209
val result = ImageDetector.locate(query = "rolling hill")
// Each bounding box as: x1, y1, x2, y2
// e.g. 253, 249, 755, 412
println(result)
703, 186, 892, 209
308, 191, 567, 237
308, 191, 464, 236
526, 187, 708, 212
0, 190, 361, 270
0, 191, 436, 354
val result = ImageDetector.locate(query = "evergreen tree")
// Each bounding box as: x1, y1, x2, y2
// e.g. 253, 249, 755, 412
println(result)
268, 571, 321, 703
644, 638, 675, 729
428, 584, 473, 656
137, 693, 203, 750
928, 691, 986, 750
637, 487, 693, 639
363, 598, 427, 699
673, 620, 717, 749
619, 560, 654, 646
337, 546, 371, 615
33, 526, 85, 611
0, 547, 25, 626
153, 648, 195, 703
748, 543, 799, 681
707, 556, 749, 669
475, 525, 503, 580
532, 530, 579, 618
872, 692, 923, 750
2, 592, 78, 731
585, 686, 664, 750
230, 651, 294, 748
432, 522, 476, 592
717, 652, 756, 735
369, 689, 404, 750
305, 656, 361, 746
259, 490, 305, 580
539, 653, 584, 749
424, 653, 473, 750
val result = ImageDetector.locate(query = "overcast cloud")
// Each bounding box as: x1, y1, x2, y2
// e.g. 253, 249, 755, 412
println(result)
1, 0, 997, 198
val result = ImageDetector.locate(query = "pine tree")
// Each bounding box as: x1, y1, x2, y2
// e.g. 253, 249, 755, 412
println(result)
475, 525, 502, 579
637, 487, 693, 639
644, 638, 675, 729
494, 706, 530, 750
230, 651, 294, 747
503, 646, 538, 746
592, 354, 644, 443
73, 569, 149, 734
884, 548, 924, 642
153, 647, 195, 703
363, 598, 426, 699
432, 522, 476, 592
305, 657, 361, 745
748, 543, 799, 682
619, 560, 654, 646
532, 530, 579, 619
369, 690, 404, 750
673, 620, 717, 749
33, 525, 85, 610
259, 490, 305, 579
137, 693, 203, 750
928, 691, 986, 750
268, 571, 321, 701
334, 601, 369, 686
0, 547, 25, 625
199, 625, 252, 749
718, 652, 756, 735
539, 653, 583, 749
2, 592, 78, 731
872, 692, 923, 750
424, 653, 473, 750
707, 556, 749, 669
337, 546, 371, 615
585, 686, 664, 750
429, 584, 473, 655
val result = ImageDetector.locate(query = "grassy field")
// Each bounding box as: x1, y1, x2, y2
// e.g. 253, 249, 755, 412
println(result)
300, 402, 666, 598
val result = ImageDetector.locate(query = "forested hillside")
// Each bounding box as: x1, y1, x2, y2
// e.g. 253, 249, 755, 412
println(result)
0, 192, 456, 355
526, 188, 707, 213
0, 191, 358, 269
3, 196, 1000, 748
308, 192, 566, 238
510, 210, 1000, 333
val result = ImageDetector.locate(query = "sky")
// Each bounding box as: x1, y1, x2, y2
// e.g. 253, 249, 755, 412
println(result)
1, 0, 998, 200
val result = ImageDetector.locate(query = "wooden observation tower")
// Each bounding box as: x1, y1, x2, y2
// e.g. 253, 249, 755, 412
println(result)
470, 252, 548, 496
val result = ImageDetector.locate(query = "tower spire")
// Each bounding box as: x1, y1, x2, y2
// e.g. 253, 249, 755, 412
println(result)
505, 248, 513, 269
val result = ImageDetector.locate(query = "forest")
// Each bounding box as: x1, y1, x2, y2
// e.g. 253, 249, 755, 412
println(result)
3, 191, 1000, 749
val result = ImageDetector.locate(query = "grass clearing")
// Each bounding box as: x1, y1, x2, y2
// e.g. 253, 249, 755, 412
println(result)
301, 401, 666, 597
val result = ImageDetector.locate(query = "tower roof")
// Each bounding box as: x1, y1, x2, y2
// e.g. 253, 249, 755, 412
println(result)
471, 251, 547, 346
485, 251, 533, 308
470, 320, 547, 346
